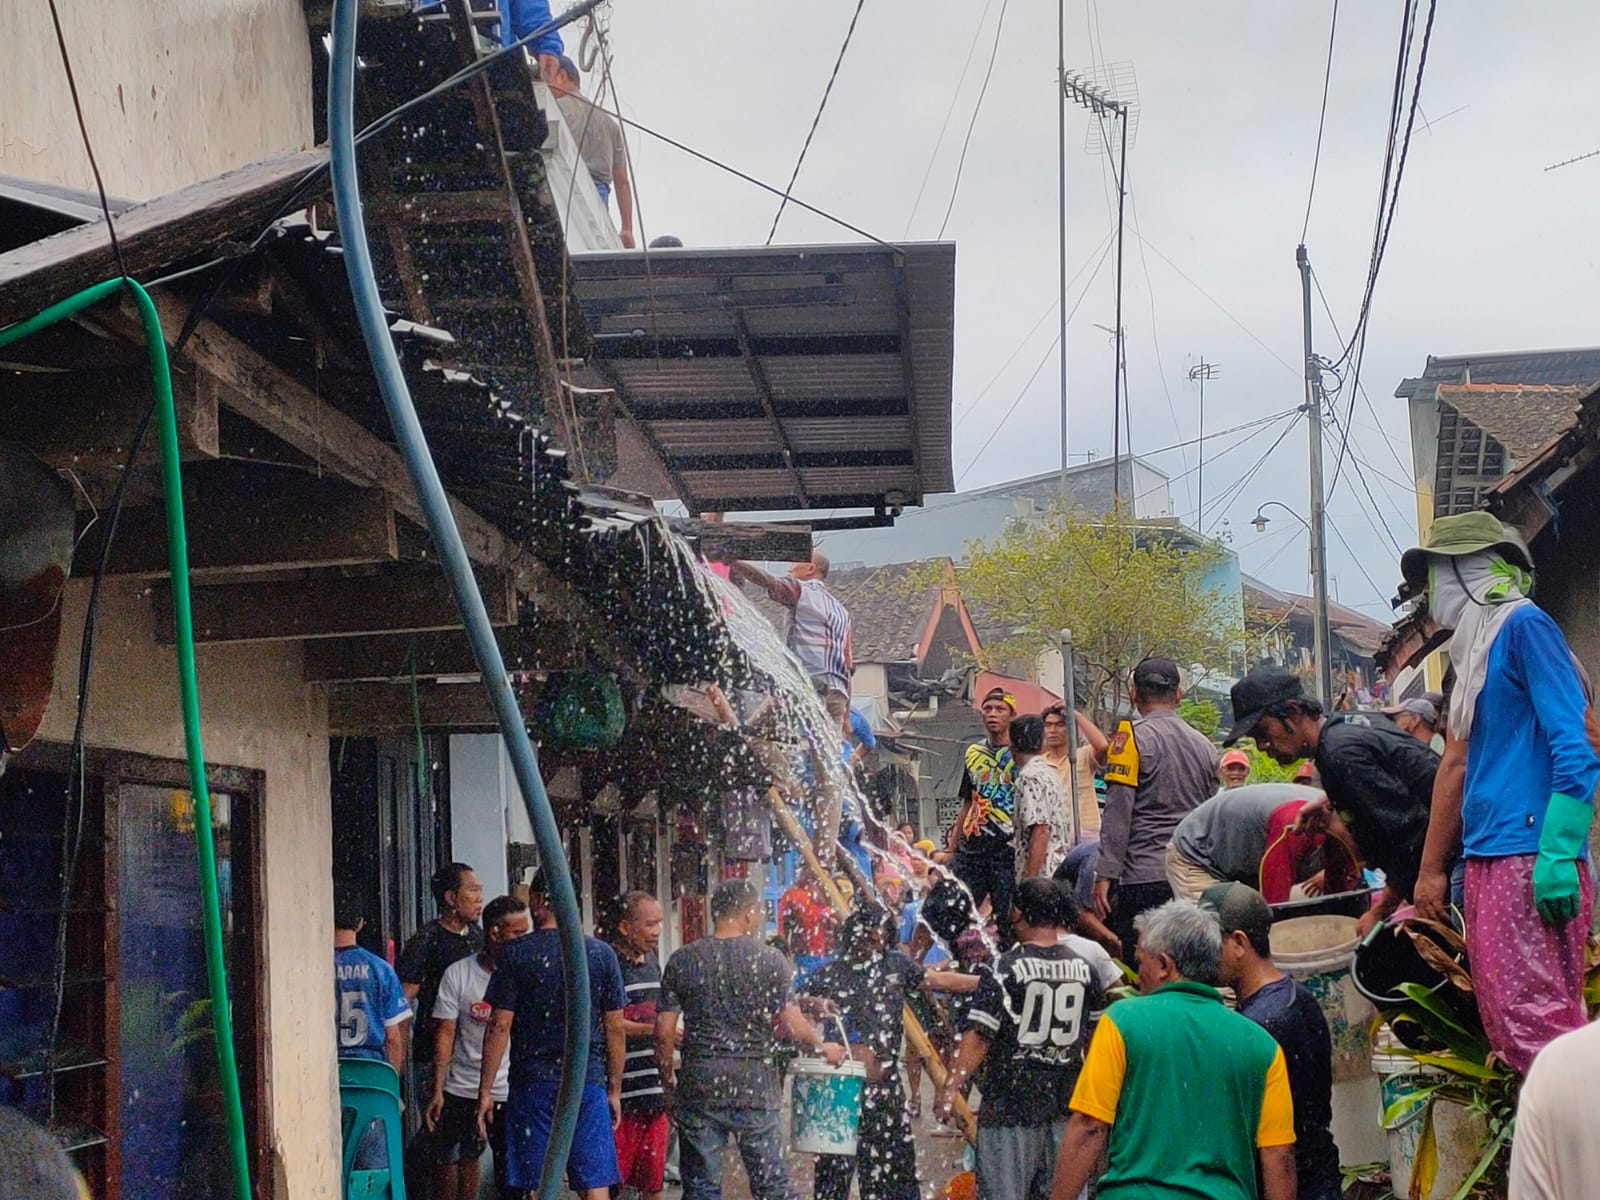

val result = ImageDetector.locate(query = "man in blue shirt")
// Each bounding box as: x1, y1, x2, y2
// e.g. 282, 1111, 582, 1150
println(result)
1403, 513, 1600, 1074
477, 876, 627, 1198
497, 0, 563, 84
333, 885, 412, 1072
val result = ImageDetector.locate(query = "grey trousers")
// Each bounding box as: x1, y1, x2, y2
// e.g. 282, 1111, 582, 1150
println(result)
976, 1120, 1078, 1200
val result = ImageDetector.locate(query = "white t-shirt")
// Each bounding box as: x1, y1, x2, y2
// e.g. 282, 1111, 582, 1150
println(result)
1509, 1021, 1600, 1198
1057, 931, 1124, 993
432, 955, 509, 1102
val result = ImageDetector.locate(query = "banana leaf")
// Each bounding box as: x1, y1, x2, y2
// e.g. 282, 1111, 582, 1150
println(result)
1410, 1102, 1438, 1200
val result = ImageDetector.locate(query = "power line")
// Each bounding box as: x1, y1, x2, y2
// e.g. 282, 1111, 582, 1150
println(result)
766, 0, 869, 244
1310, 267, 1413, 484
955, 232, 1115, 484
903, 0, 997, 237
1200, 415, 1302, 535
935, 0, 1012, 239
1301, 0, 1340, 241
952, 226, 1116, 433
1128, 193, 1191, 514
45, 0, 127, 280
1324, 511, 1395, 609
1130, 229, 1300, 376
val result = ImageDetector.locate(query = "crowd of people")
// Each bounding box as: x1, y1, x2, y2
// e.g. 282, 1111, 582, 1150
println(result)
323, 510, 1599, 1200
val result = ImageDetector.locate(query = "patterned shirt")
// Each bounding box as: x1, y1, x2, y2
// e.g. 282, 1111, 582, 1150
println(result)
769, 577, 853, 695
958, 741, 1016, 848
1015, 755, 1073, 880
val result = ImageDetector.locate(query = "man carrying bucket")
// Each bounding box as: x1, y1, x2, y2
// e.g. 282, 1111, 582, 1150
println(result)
802, 906, 925, 1200
656, 879, 846, 1200
1402, 513, 1600, 1074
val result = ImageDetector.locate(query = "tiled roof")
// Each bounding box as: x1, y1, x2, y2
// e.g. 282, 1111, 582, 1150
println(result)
1437, 383, 1590, 463
1242, 576, 1391, 655
745, 559, 953, 665
1395, 347, 1600, 400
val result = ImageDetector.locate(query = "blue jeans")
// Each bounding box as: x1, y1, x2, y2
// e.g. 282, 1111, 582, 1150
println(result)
675, 1103, 797, 1200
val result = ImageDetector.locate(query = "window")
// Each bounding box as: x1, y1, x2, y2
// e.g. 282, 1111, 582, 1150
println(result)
0, 746, 266, 1200
1434, 404, 1508, 516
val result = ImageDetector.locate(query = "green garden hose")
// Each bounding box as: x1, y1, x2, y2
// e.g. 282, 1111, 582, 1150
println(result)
0, 277, 252, 1200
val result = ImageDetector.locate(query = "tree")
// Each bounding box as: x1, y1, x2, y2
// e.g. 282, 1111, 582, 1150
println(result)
1176, 697, 1221, 739
926, 508, 1241, 727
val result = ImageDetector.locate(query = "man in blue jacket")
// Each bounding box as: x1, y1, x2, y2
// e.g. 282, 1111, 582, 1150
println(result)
1405, 513, 1600, 1074
499, 0, 563, 83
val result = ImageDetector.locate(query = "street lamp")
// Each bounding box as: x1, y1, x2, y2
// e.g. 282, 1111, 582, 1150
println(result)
1251, 501, 1310, 535
1249, 501, 1330, 705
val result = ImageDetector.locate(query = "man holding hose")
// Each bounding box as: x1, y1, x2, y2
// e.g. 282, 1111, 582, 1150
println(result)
1403, 513, 1600, 1074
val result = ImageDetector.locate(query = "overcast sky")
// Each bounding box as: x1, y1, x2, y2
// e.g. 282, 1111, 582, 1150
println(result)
601, 0, 1600, 617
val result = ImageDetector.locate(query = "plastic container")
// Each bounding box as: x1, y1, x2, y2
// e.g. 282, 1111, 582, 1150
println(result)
1270, 913, 1386, 1165
790, 1058, 867, 1156
1373, 1030, 1486, 1199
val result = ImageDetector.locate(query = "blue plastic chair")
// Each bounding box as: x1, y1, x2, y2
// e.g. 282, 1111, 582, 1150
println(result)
338, 1057, 407, 1200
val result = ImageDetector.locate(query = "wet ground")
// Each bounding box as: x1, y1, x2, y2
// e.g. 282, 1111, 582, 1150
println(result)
663, 1068, 969, 1200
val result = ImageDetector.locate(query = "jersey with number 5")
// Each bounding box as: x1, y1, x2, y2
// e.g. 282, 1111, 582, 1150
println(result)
966, 943, 1106, 1126
334, 945, 412, 1062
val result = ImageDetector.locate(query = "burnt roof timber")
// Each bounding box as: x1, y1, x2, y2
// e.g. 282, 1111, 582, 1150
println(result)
0, 148, 327, 329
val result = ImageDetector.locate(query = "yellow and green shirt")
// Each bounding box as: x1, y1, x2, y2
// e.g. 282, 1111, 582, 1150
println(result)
1071, 980, 1294, 1199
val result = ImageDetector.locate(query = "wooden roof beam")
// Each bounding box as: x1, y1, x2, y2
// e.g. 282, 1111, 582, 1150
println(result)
153, 565, 516, 644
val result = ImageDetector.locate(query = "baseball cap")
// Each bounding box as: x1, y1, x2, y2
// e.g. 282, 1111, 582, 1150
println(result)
1293, 761, 1317, 783
981, 686, 1016, 710
1199, 881, 1273, 939
1225, 663, 1307, 746
913, 839, 937, 854
1220, 749, 1250, 770
1132, 655, 1181, 690
1383, 696, 1439, 726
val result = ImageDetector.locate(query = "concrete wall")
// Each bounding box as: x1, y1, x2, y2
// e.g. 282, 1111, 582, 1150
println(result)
35, 578, 337, 1199
0, 0, 314, 200
448, 735, 513, 900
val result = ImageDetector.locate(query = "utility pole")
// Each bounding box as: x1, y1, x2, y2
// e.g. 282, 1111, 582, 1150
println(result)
1057, 3, 1070, 496
1296, 244, 1333, 707
1187, 359, 1219, 524
1062, 72, 1129, 508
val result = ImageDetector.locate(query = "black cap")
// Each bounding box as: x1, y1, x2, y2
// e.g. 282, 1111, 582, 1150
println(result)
1224, 663, 1305, 746
1199, 882, 1274, 938
1132, 655, 1181, 690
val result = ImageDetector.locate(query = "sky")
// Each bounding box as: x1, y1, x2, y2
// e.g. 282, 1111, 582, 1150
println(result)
597, 0, 1600, 617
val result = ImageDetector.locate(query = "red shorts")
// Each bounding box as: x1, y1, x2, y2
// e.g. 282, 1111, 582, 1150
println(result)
613, 1109, 669, 1193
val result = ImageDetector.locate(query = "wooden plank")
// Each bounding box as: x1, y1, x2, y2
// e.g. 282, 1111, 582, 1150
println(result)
0, 365, 216, 469
362, 190, 514, 225
325, 680, 523, 734
304, 624, 585, 682
670, 517, 812, 563
151, 566, 516, 643
0, 149, 328, 328
74, 474, 398, 577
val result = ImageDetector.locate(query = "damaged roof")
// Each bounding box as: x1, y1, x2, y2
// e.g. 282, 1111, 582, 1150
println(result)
1436, 382, 1590, 464
1395, 346, 1600, 400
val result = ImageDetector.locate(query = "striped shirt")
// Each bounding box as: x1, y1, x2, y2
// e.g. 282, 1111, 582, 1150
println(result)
773, 577, 853, 695
620, 952, 674, 1114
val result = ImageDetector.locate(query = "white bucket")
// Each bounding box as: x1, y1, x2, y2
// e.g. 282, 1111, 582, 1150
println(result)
1271, 914, 1386, 1166
1374, 1035, 1488, 1198
790, 1058, 867, 1156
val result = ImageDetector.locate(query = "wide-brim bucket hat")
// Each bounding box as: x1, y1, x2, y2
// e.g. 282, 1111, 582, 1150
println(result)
1399, 511, 1534, 588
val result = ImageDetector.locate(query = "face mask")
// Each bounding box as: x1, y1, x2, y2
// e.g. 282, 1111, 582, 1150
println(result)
1426, 560, 1470, 632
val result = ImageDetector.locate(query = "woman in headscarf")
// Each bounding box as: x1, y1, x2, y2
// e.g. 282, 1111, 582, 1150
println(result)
1406, 513, 1600, 1074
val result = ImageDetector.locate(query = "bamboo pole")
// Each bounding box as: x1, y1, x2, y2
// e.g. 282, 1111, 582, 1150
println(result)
768, 788, 978, 1143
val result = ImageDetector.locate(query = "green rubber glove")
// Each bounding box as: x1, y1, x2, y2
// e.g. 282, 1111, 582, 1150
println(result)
1533, 791, 1591, 926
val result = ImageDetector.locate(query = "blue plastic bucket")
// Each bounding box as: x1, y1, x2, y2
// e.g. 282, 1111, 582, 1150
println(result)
790, 1058, 867, 1156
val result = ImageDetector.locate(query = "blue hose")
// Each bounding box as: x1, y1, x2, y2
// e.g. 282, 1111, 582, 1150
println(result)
326, 8, 592, 1200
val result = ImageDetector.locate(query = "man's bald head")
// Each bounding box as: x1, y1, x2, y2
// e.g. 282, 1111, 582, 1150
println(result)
811, 551, 830, 578
789, 550, 831, 582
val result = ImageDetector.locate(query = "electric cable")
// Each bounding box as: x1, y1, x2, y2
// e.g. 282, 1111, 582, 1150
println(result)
955, 231, 1115, 484
1128, 193, 1191, 514
1301, 0, 1340, 241
1200, 415, 1302, 536
903, 0, 998, 237
1324, 510, 1395, 609
952, 226, 1115, 434
935, 0, 1011, 240
43, 0, 127, 281
1310, 267, 1412, 482
328, 8, 592, 1200
767, 0, 869, 244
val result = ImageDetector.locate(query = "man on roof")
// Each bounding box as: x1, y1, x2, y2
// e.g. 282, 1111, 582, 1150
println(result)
1405, 513, 1600, 1074
729, 552, 854, 704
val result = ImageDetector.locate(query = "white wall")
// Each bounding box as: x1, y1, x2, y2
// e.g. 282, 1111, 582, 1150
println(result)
448, 734, 512, 899
36, 578, 337, 1199
0, 0, 314, 200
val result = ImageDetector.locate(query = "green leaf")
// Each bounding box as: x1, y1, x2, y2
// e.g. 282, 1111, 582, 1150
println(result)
1394, 983, 1491, 1059
1410, 1102, 1439, 1200
1382, 1082, 1447, 1126
1407, 1053, 1504, 1082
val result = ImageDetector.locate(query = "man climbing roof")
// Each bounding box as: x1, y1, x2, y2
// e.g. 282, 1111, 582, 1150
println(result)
729, 552, 854, 702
